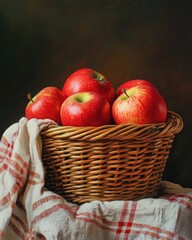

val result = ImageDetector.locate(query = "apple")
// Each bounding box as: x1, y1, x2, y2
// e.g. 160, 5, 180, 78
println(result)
62, 68, 115, 104
112, 83, 167, 124
60, 91, 112, 127
25, 86, 66, 124
116, 79, 155, 97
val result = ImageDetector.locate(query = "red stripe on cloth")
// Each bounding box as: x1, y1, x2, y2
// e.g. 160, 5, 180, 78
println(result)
0, 129, 20, 160
13, 128, 19, 138
123, 228, 173, 240
12, 213, 28, 233
163, 193, 192, 201
0, 159, 26, 189
27, 179, 44, 186
0, 192, 11, 206
0, 139, 14, 158
124, 201, 137, 235
32, 195, 64, 211
172, 193, 192, 201
7, 168, 25, 190
0, 136, 14, 151
0, 146, 12, 159
14, 153, 28, 170
1, 126, 19, 144
131, 222, 176, 239
76, 212, 117, 226
0, 164, 8, 173
0, 154, 28, 178
163, 194, 192, 210
7, 158, 24, 174
9, 220, 25, 239
75, 210, 138, 233
75, 206, 138, 228
115, 201, 137, 239
11, 181, 22, 196
27, 171, 44, 186
30, 171, 41, 179
30, 171, 42, 179
174, 199, 192, 210
76, 216, 117, 232
115, 201, 129, 238
0, 136, 11, 147
2, 156, 27, 176
31, 203, 76, 228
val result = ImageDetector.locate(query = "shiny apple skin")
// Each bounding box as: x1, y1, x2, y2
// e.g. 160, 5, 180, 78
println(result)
112, 84, 167, 125
116, 79, 155, 97
60, 91, 112, 127
62, 68, 115, 104
39, 86, 66, 102
25, 86, 66, 125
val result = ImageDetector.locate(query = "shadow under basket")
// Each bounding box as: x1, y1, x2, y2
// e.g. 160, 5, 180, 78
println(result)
40, 111, 183, 204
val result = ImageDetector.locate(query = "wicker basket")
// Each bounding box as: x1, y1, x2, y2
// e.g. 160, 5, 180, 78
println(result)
40, 111, 183, 204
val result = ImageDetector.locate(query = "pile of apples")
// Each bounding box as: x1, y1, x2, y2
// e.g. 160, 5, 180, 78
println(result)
25, 68, 168, 126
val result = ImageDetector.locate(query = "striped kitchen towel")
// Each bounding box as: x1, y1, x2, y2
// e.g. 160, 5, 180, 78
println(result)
0, 117, 192, 240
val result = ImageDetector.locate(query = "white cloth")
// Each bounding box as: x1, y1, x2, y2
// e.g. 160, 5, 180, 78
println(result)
0, 117, 192, 240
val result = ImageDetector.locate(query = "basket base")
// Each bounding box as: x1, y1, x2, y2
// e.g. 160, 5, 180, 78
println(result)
45, 179, 161, 204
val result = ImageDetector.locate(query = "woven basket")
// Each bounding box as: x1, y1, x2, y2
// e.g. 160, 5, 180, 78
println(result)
40, 111, 183, 204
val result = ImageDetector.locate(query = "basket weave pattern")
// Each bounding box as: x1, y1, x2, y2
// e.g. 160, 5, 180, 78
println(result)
41, 111, 183, 204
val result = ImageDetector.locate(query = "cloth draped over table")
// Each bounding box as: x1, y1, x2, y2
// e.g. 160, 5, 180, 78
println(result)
0, 117, 192, 240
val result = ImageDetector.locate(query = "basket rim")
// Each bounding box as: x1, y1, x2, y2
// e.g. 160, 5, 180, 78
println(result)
40, 111, 183, 141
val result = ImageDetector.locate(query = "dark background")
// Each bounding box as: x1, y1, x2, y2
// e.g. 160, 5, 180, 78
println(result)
0, 1, 192, 187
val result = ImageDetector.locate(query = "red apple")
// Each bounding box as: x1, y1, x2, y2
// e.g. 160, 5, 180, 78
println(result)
116, 79, 155, 97
25, 86, 66, 124
62, 68, 115, 104
60, 91, 112, 127
112, 84, 167, 124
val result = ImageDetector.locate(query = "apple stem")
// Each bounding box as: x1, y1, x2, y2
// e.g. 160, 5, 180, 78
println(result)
92, 71, 106, 82
122, 88, 129, 98
27, 93, 34, 102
